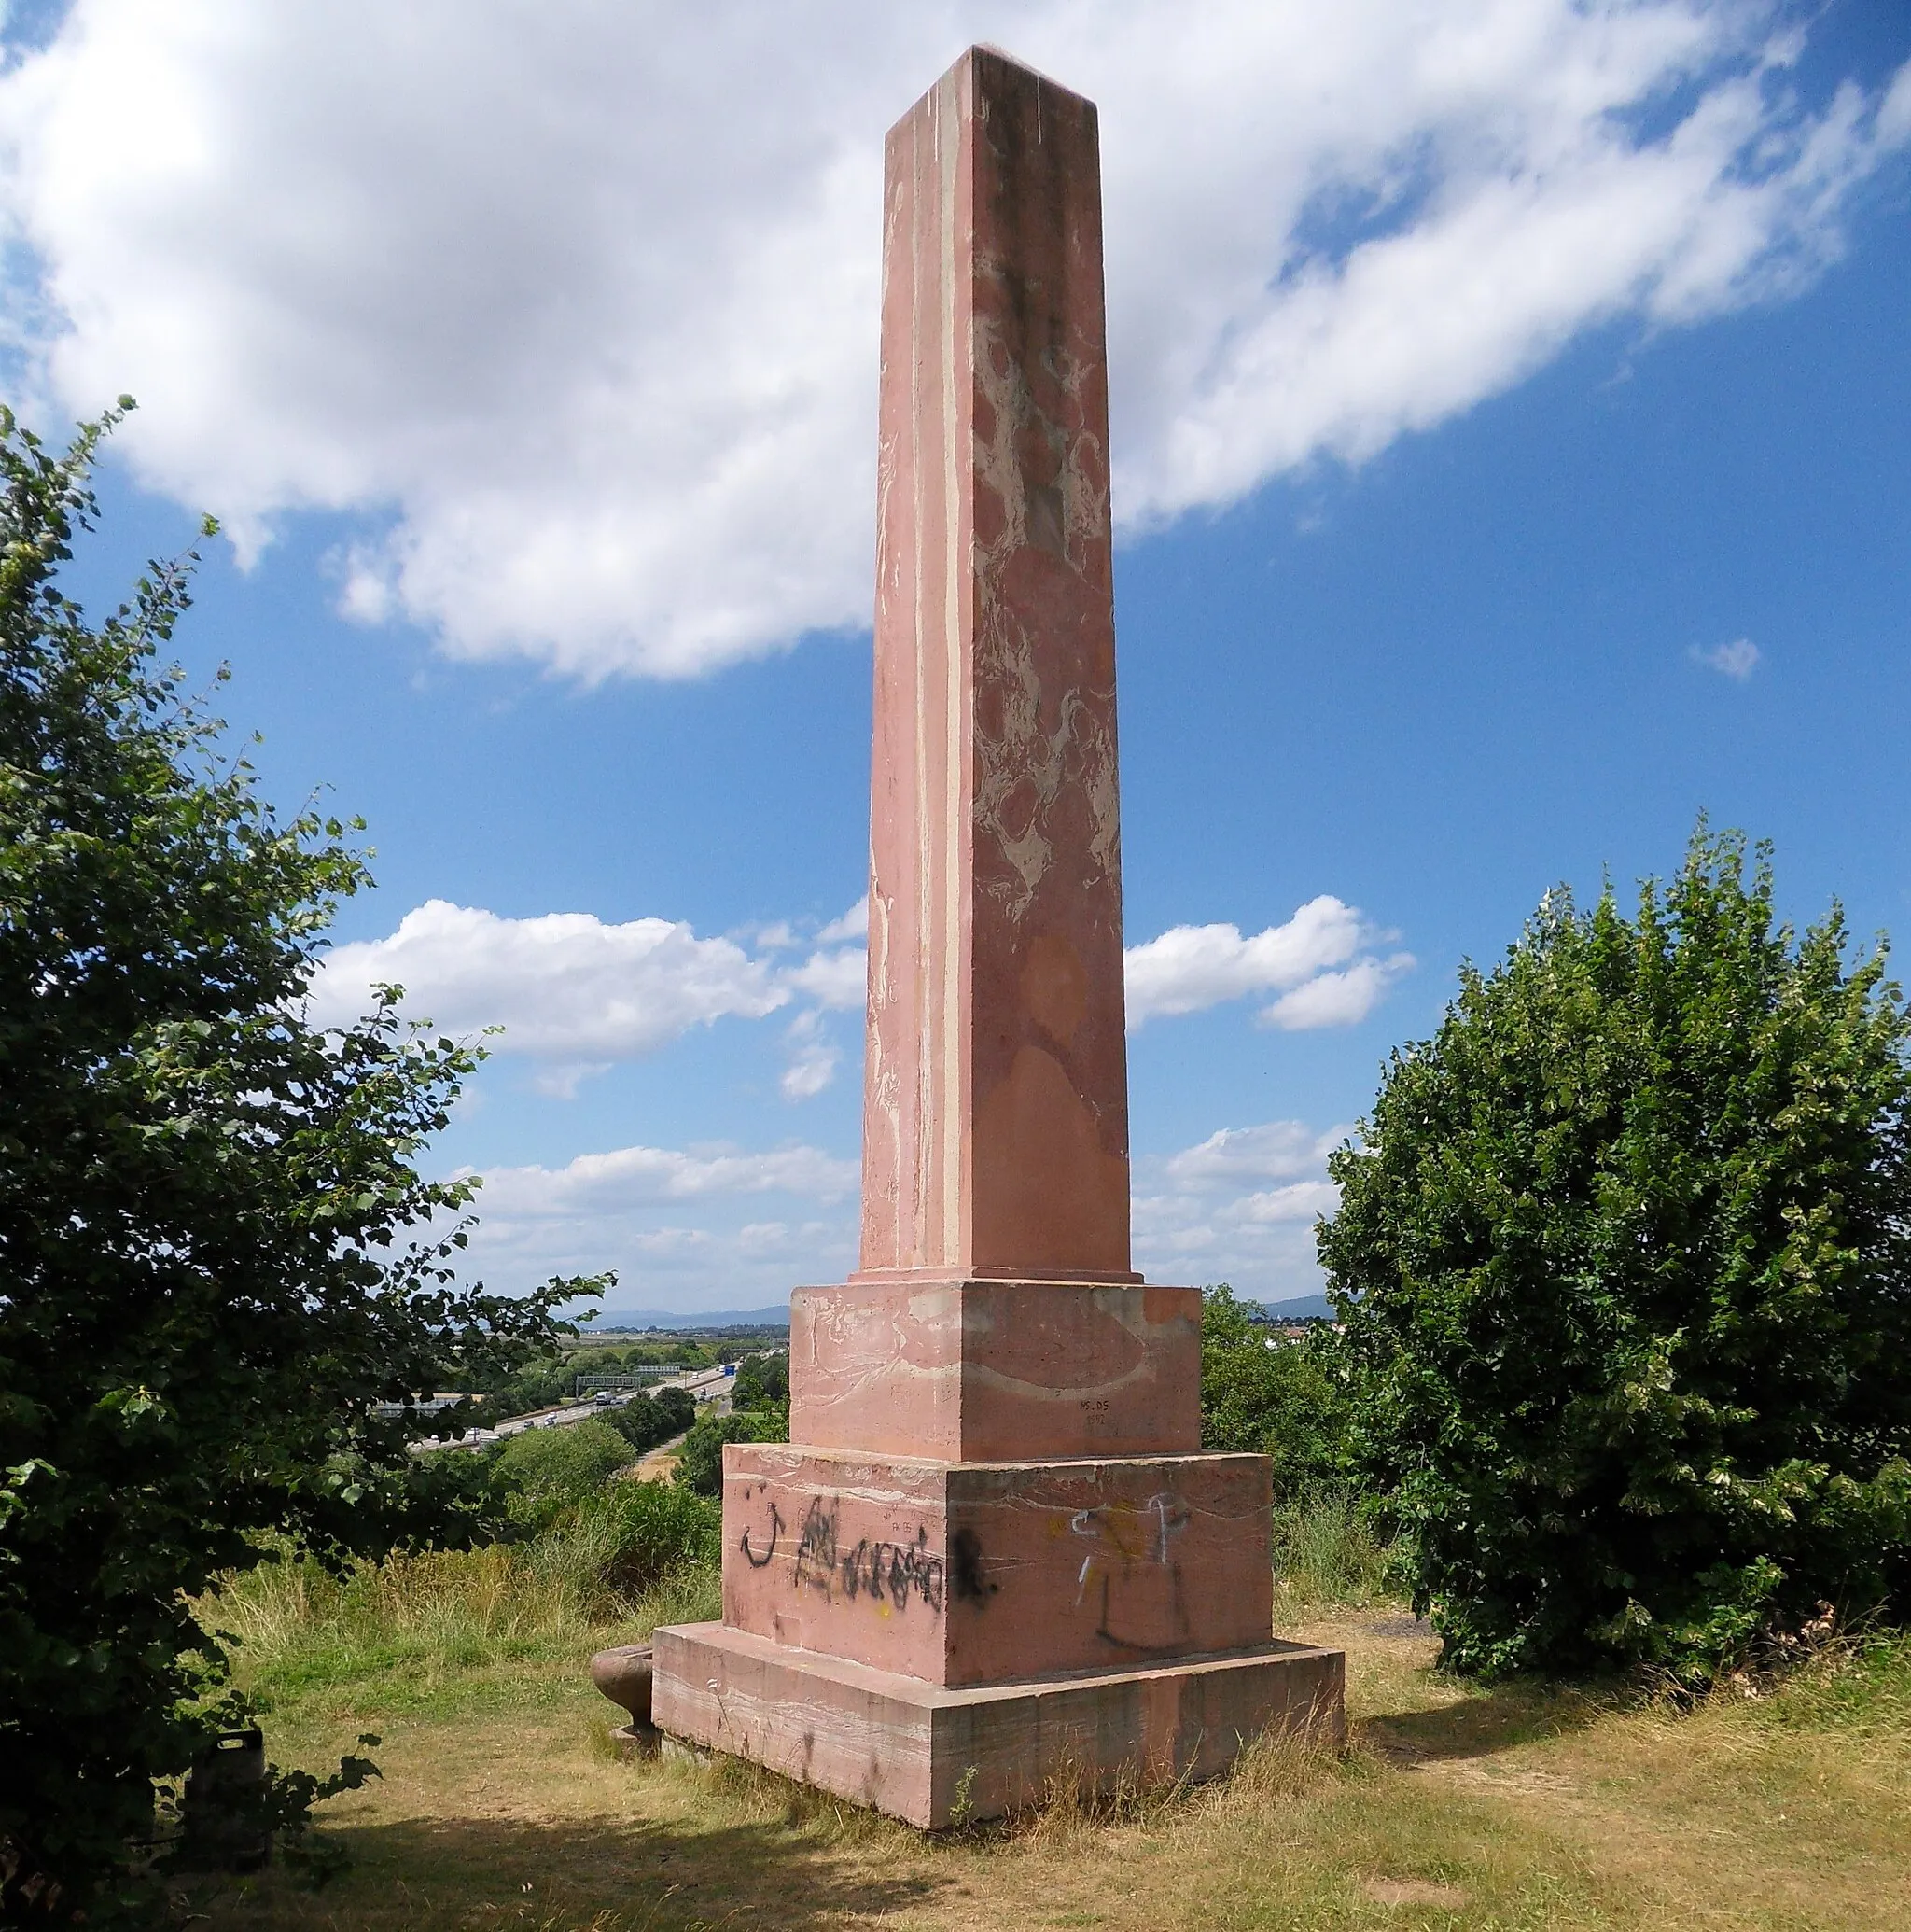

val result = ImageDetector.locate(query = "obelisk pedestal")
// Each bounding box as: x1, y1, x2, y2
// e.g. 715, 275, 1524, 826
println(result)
650, 48, 1344, 1827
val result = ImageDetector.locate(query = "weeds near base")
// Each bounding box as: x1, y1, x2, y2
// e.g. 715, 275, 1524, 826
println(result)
1271, 1491, 1396, 1609
206, 1531, 722, 1706
1004, 1711, 1345, 1846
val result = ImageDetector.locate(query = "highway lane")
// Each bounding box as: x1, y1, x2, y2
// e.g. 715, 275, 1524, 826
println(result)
415, 1363, 734, 1452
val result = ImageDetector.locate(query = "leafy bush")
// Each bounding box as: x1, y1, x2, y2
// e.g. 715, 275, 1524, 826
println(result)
0, 409, 593, 1919
1199, 1285, 1358, 1501
1322, 827, 1911, 1683
652, 1384, 697, 1435
732, 1351, 788, 1408
675, 1406, 787, 1498
210, 1507, 722, 1706
575, 1479, 720, 1595
607, 1385, 694, 1454
1269, 1492, 1395, 1607
492, 1420, 633, 1530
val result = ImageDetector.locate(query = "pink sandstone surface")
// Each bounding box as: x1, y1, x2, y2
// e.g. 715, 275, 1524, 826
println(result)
653, 1623, 1346, 1831
858, 45, 1131, 1285
788, 1278, 1200, 1461
720, 1445, 1273, 1686
648, 45, 1345, 1824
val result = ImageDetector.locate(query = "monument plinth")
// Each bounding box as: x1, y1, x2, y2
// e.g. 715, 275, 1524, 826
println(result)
651, 47, 1344, 1827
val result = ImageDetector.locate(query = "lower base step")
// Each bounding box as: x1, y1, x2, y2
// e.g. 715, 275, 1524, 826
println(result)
651, 1621, 1344, 1828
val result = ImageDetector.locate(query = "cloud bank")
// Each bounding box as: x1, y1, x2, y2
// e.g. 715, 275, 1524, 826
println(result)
450, 1138, 859, 1310
451, 1117, 1344, 1310
311, 888, 1410, 1097
1135, 1118, 1351, 1298
310, 898, 865, 1099
3, 3, 1904, 678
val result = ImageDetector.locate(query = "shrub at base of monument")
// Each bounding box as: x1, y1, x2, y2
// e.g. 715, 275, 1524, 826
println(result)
1198, 1284, 1362, 1501
1324, 824, 1911, 1685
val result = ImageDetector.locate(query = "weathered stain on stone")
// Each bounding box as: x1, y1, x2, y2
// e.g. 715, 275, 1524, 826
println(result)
858, 43, 1130, 1280
649, 45, 1342, 1830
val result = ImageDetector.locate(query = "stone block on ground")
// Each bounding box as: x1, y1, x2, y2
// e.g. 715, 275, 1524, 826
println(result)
652, 1621, 1345, 1828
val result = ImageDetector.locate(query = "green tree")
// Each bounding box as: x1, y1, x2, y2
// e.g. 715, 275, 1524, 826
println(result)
606, 1384, 695, 1455
675, 1406, 787, 1498
1198, 1285, 1357, 1503
732, 1350, 788, 1410
650, 1384, 696, 1437
586, 1478, 720, 1594
0, 407, 595, 1918
1321, 827, 1911, 1682
491, 1419, 634, 1532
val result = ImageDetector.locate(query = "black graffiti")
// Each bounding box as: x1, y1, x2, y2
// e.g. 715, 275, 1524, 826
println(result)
770, 1495, 948, 1614
739, 1499, 783, 1569
949, 1525, 995, 1604
793, 1496, 839, 1593
839, 1525, 944, 1614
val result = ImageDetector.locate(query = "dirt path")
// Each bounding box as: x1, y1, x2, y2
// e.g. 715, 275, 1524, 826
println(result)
631, 1430, 689, 1481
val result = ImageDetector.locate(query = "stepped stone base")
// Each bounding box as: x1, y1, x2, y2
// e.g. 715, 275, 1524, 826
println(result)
722, 1444, 1273, 1685
790, 1280, 1201, 1462
651, 1621, 1344, 1828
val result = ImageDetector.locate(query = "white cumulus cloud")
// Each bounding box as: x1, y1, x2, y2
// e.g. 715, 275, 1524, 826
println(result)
778, 1011, 842, 1102
309, 900, 788, 1094
1165, 1121, 1351, 1187
815, 897, 869, 945
449, 1139, 859, 1308
780, 945, 867, 1013
1259, 953, 1416, 1031
468, 1141, 858, 1214
1, 4, 1904, 677
1124, 896, 1411, 1029
1236, 1182, 1343, 1225
1134, 1115, 1352, 1295
310, 888, 1411, 1091
309, 897, 872, 1096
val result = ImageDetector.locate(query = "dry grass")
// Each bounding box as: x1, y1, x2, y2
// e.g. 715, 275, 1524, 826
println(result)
210, 1536, 721, 1719
177, 1568, 1911, 1932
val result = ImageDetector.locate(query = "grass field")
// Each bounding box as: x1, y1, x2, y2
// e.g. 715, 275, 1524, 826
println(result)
181, 1519, 1911, 1932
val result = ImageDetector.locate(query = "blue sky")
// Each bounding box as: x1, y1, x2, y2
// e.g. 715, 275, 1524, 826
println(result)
5, 2, 1908, 1311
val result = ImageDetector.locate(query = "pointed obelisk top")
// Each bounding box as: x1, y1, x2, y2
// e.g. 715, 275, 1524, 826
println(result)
857, 46, 1133, 1283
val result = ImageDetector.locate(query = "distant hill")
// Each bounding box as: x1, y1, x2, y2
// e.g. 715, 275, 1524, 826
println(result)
589, 1305, 790, 1332
1258, 1294, 1335, 1322
585, 1295, 1334, 1330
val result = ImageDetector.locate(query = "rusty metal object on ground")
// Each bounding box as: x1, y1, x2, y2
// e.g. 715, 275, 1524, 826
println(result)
589, 1643, 657, 1744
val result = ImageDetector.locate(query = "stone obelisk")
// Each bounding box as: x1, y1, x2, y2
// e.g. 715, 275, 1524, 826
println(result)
651, 46, 1343, 1827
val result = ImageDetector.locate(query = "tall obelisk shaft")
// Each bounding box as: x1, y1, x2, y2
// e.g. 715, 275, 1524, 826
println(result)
859, 47, 1134, 1283
650, 48, 1344, 1827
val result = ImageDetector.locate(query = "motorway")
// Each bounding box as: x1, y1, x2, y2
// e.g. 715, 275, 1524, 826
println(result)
416, 1365, 733, 1452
